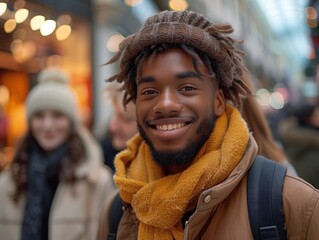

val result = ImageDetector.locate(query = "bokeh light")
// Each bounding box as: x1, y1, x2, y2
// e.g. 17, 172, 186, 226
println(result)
40, 20, 56, 36
4, 19, 17, 33
270, 92, 285, 109
107, 33, 124, 52
30, 15, 45, 31
256, 88, 271, 107
15, 8, 29, 23
56, 25, 72, 41
0, 2, 7, 16
169, 0, 189, 11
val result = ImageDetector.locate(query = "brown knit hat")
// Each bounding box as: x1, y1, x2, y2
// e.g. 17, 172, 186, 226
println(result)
107, 10, 251, 108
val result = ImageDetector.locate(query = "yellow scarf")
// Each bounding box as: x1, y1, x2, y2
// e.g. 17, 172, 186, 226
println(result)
114, 104, 249, 240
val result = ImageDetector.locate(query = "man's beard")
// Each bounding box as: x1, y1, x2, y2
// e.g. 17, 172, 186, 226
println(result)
137, 116, 216, 168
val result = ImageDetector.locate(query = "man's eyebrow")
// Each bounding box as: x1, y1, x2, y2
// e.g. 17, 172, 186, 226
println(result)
137, 71, 202, 85
176, 71, 202, 79
137, 76, 155, 85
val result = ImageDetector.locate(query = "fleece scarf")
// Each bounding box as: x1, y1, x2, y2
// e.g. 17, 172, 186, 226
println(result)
114, 104, 249, 240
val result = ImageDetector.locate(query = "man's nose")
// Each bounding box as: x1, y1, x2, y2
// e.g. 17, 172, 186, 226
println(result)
152, 89, 182, 114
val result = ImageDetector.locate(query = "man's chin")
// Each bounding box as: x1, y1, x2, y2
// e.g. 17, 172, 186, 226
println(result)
137, 117, 216, 168
150, 148, 196, 167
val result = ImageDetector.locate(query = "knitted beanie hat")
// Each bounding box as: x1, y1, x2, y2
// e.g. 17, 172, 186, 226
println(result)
26, 67, 78, 124
107, 10, 250, 108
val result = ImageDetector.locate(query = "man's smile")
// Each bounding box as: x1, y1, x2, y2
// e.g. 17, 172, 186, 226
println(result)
146, 117, 194, 132
155, 123, 186, 131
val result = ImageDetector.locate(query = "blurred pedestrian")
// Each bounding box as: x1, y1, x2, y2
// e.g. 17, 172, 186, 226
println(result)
0, 67, 116, 240
279, 102, 319, 187
100, 84, 137, 172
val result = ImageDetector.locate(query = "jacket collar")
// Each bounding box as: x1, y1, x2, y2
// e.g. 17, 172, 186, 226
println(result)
196, 134, 257, 211
183, 134, 258, 240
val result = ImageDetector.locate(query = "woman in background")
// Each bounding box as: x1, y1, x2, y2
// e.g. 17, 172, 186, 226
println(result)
0, 68, 115, 240
241, 73, 298, 176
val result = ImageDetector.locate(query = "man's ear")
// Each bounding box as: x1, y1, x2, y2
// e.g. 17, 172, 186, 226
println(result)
214, 89, 225, 116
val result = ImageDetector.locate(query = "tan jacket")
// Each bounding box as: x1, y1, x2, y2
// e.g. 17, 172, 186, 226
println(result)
0, 126, 117, 240
97, 137, 319, 240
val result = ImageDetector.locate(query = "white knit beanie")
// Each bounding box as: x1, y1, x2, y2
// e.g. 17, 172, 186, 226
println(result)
26, 67, 78, 124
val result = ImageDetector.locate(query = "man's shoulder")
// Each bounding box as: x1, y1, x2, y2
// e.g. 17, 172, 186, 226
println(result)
284, 174, 319, 196
282, 175, 319, 238
283, 174, 319, 213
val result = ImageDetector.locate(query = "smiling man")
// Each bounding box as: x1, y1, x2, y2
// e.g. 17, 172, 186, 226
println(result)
97, 10, 319, 240
136, 47, 224, 174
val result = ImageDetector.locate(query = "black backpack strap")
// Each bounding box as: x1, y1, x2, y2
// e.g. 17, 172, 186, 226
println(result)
247, 155, 287, 240
107, 193, 124, 240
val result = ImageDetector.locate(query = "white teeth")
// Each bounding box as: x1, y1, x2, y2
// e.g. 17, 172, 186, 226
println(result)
156, 123, 186, 131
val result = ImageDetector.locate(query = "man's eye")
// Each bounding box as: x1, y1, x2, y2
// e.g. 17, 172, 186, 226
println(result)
142, 90, 157, 95
180, 86, 196, 91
